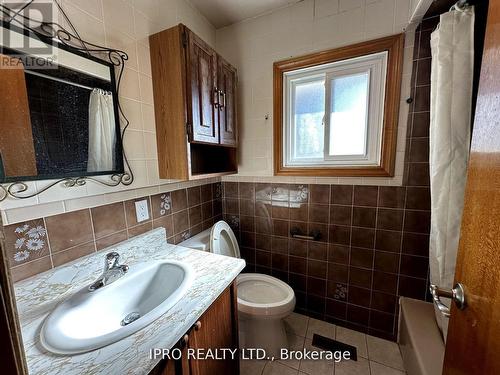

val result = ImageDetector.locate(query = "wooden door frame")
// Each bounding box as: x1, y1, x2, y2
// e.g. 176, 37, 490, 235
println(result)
0, 223, 28, 375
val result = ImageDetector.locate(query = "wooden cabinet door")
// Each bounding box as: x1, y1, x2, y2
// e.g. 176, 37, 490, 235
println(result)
217, 57, 238, 147
188, 285, 239, 375
186, 29, 219, 144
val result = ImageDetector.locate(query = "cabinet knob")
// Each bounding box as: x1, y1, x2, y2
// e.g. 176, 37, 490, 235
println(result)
194, 321, 202, 331
182, 333, 189, 346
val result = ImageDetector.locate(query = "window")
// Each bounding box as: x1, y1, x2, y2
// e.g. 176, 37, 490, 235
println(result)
274, 34, 404, 177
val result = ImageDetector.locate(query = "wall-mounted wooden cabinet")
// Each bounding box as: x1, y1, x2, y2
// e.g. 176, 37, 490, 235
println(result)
150, 24, 238, 180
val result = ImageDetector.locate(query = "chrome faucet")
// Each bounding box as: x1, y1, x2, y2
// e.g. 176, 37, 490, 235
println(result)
88, 252, 129, 291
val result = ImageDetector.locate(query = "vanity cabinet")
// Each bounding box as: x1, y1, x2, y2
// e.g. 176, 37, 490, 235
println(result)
150, 284, 239, 375
149, 24, 238, 180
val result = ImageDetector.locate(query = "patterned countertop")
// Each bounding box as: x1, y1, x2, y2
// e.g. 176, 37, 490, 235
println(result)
14, 228, 245, 375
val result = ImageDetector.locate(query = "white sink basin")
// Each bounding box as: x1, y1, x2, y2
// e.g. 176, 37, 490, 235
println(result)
41, 260, 194, 354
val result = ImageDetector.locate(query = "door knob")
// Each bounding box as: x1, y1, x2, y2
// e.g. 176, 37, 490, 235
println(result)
429, 283, 466, 318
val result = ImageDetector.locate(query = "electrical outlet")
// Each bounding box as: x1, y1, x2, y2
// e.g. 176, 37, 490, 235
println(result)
135, 199, 149, 223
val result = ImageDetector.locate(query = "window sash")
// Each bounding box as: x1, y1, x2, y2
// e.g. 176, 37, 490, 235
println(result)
283, 51, 388, 168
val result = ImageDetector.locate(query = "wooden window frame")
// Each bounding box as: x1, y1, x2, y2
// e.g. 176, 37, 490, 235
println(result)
273, 34, 405, 177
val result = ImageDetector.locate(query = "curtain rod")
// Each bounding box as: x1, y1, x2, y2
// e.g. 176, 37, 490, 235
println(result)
24, 69, 94, 91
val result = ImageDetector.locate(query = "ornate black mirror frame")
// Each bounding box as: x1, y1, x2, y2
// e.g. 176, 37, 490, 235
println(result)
0, 1, 134, 202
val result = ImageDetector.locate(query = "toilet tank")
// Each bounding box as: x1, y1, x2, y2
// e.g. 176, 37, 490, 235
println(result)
178, 228, 211, 251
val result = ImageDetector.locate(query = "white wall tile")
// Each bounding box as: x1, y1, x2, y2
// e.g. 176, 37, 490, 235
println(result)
120, 67, 141, 101
339, 0, 364, 13
365, 0, 396, 38
61, 1, 106, 46
120, 97, 143, 131
5, 202, 65, 225
65, 0, 103, 20
141, 104, 156, 132
314, 0, 339, 19
123, 130, 145, 159
102, 0, 135, 38
143, 132, 158, 159
139, 73, 154, 104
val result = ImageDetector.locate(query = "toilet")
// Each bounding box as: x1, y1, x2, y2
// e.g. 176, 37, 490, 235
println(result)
179, 220, 296, 356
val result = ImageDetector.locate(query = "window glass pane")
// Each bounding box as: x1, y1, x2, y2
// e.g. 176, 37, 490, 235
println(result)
293, 79, 325, 159
329, 72, 369, 156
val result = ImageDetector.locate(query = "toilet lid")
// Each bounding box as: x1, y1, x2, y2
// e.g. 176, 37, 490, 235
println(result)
210, 221, 241, 258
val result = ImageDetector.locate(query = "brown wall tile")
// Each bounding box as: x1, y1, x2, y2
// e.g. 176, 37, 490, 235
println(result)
52, 242, 95, 267
353, 186, 378, 207
187, 187, 201, 207
310, 184, 330, 204
10, 256, 52, 282
46, 209, 93, 252
331, 185, 353, 205
171, 189, 187, 213
91, 202, 126, 239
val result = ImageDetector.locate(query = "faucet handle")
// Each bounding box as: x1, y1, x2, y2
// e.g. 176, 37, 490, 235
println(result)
104, 252, 120, 270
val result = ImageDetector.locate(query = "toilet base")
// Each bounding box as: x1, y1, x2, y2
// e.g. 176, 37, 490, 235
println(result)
239, 316, 289, 358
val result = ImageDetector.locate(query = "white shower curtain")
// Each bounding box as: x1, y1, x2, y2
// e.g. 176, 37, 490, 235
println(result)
429, 6, 474, 341
88, 89, 116, 172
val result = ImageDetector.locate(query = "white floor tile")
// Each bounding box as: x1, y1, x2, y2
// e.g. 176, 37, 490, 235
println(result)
278, 333, 305, 369
306, 318, 336, 340
284, 312, 309, 337
298, 339, 334, 375
262, 361, 299, 375
369, 361, 406, 375
335, 356, 370, 375
240, 359, 266, 375
335, 326, 368, 359
366, 336, 404, 371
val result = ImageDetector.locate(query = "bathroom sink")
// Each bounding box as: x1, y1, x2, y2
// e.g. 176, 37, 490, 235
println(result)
40, 260, 194, 354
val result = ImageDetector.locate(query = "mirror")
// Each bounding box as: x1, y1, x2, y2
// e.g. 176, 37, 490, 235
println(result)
0, 24, 124, 183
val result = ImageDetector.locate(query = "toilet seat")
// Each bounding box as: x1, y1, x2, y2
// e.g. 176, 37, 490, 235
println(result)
237, 273, 295, 318
210, 221, 241, 258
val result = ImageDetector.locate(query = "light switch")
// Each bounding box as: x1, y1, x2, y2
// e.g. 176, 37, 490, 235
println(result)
135, 199, 149, 222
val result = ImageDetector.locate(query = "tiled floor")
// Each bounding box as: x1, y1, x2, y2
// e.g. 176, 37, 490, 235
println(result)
240, 313, 406, 375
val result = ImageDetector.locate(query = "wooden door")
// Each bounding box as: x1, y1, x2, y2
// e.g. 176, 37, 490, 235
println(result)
443, 1, 500, 374
217, 57, 238, 147
186, 29, 219, 144
188, 285, 239, 375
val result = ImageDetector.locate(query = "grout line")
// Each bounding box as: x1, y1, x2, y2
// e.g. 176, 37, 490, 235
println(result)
43, 217, 55, 268
88, 208, 98, 253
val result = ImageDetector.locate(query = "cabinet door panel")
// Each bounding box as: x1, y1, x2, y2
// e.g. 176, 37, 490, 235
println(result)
187, 30, 218, 144
217, 58, 238, 147
188, 286, 239, 375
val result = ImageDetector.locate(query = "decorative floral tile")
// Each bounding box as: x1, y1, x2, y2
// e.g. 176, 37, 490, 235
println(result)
226, 215, 240, 231
214, 182, 223, 200
334, 283, 348, 301
151, 192, 172, 218
271, 184, 290, 202
5, 219, 49, 267
290, 184, 309, 203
